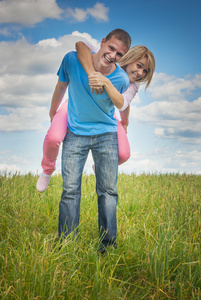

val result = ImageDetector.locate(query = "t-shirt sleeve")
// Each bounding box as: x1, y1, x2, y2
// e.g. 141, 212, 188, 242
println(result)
116, 71, 130, 94
57, 54, 70, 83
119, 82, 140, 111
83, 41, 99, 53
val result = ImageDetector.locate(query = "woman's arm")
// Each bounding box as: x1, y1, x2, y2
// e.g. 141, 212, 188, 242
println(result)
76, 41, 103, 94
119, 82, 139, 112
118, 83, 140, 132
88, 72, 124, 109
76, 41, 95, 76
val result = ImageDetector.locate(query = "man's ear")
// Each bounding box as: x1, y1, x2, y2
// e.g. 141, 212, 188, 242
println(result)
100, 38, 106, 48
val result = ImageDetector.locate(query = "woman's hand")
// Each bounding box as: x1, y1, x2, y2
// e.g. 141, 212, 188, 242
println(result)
121, 120, 129, 133
89, 72, 124, 110
120, 105, 130, 132
88, 72, 109, 94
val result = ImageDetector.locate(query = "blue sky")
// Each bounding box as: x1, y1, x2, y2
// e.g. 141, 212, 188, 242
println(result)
0, 0, 201, 175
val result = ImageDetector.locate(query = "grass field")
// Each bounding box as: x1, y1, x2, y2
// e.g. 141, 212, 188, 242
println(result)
0, 173, 200, 299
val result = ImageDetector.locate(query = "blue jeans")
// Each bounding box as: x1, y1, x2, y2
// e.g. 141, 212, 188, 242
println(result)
59, 129, 118, 248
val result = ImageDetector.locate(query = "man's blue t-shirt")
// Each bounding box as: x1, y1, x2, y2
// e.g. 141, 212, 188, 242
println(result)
57, 51, 129, 135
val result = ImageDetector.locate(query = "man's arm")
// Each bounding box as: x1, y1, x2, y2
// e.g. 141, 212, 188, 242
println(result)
120, 105, 130, 133
49, 79, 68, 122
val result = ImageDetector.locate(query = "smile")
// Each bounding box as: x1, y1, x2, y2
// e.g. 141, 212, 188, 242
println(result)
104, 55, 113, 63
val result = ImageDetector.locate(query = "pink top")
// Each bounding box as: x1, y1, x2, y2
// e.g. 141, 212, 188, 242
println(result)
84, 41, 140, 111
119, 81, 139, 111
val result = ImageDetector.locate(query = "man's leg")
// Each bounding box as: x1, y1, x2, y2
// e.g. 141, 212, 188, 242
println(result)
92, 132, 119, 251
59, 129, 89, 239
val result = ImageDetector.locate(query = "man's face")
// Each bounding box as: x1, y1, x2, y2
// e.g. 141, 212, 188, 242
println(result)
98, 36, 128, 68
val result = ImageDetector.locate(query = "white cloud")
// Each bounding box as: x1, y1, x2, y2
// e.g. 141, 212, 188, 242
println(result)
131, 78, 201, 144
0, 31, 99, 132
192, 74, 201, 88
0, 153, 29, 175
0, 106, 49, 132
66, 2, 109, 23
67, 8, 88, 22
87, 2, 109, 22
37, 38, 62, 48
0, 36, 68, 76
0, 163, 23, 175
5, 155, 29, 166
0, 0, 63, 25
149, 73, 196, 102
0, 27, 12, 36
119, 151, 161, 175
153, 147, 201, 174
0, 74, 57, 107
132, 97, 201, 123
0, 34, 98, 77
72, 31, 100, 49
118, 147, 201, 175
0, 1, 109, 27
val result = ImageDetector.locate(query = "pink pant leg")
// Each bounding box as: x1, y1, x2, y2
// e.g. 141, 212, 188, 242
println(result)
41, 100, 68, 175
114, 114, 131, 165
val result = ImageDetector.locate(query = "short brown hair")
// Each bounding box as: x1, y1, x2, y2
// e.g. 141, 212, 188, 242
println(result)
105, 29, 131, 51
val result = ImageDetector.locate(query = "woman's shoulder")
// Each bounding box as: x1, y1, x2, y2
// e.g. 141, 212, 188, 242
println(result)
129, 81, 140, 92
83, 41, 99, 53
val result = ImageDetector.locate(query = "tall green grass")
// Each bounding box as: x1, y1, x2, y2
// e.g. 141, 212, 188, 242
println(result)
0, 173, 200, 299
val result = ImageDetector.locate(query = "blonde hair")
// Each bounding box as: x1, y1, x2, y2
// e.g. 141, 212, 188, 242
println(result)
118, 45, 155, 89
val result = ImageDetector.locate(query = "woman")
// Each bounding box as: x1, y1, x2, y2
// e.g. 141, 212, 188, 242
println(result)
36, 42, 155, 192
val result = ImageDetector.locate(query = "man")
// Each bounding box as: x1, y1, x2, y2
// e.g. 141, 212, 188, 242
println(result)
50, 29, 131, 253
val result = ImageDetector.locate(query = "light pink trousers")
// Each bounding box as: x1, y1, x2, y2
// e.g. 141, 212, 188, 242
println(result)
42, 100, 130, 175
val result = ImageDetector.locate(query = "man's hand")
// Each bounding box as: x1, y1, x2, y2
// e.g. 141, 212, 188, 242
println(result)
49, 80, 68, 122
49, 109, 56, 122
91, 86, 103, 94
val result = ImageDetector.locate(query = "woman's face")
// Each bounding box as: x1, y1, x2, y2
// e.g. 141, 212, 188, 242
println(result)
126, 57, 149, 83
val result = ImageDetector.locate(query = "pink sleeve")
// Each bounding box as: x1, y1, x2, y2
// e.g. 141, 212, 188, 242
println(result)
119, 82, 140, 111
83, 41, 98, 53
